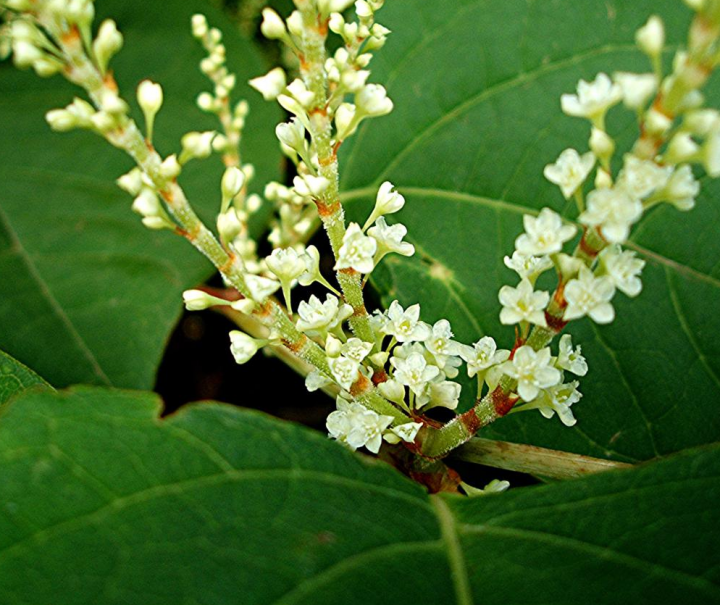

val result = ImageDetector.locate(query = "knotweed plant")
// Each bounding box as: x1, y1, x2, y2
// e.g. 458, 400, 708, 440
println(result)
3, 0, 720, 492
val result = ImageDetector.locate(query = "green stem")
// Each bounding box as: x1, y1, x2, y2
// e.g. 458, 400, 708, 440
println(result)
298, 9, 374, 344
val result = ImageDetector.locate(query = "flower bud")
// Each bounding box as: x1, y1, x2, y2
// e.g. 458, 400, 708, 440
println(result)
137, 80, 163, 139
221, 166, 246, 202
191, 14, 208, 38
286, 11, 304, 37
293, 175, 330, 198
275, 118, 306, 153
229, 331, 262, 364
45, 109, 78, 132
260, 8, 287, 40
116, 168, 144, 196
589, 127, 615, 160
636, 16, 664, 58
93, 19, 123, 74
356, 84, 393, 116
182, 289, 228, 311
249, 67, 287, 101
217, 209, 243, 243
160, 155, 181, 180
180, 131, 215, 162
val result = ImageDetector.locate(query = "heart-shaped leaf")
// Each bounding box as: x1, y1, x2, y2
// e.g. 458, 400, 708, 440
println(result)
339, 0, 720, 462
0, 387, 718, 604
0, 0, 280, 389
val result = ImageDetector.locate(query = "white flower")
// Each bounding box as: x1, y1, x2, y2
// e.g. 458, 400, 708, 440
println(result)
328, 356, 360, 391
535, 381, 582, 427
378, 379, 406, 404
293, 174, 330, 198
245, 274, 281, 302
382, 301, 431, 342
498, 279, 549, 327
384, 422, 423, 445
326, 397, 393, 453
579, 187, 643, 244
503, 251, 553, 280
418, 380, 461, 411
182, 289, 228, 311
561, 73, 622, 122
335, 222, 377, 273
599, 245, 645, 297
617, 155, 672, 200
459, 336, 511, 378
636, 15, 664, 58
356, 84, 393, 116
221, 166, 245, 202
502, 346, 561, 402
286, 78, 316, 108
557, 334, 588, 376
342, 338, 373, 363
296, 294, 352, 336
335, 102, 358, 139
564, 266, 616, 324
515, 208, 577, 256
305, 370, 332, 393
613, 72, 657, 110
93, 19, 123, 73
137, 80, 163, 119
424, 319, 462, 361
392, 352, 440, 396
229, 331, 262, 364
298, 245, 323, 287
249, 67, 286, 101
276, 118, 306, 155
266, 247, 306, 283
589, 127, 615, 160
657, 165, 699, 211
543, 149, 595, 199
364, 181, 405, 227
368, 217, 415, 259
180, 131, 215, 161
260, 8, 287, 39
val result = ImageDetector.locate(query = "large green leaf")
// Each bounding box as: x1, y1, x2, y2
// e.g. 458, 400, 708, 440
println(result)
0, 0, 280, 389
0, 387, 718, 604
0, 349, 50, 406
339, 0, 720, 462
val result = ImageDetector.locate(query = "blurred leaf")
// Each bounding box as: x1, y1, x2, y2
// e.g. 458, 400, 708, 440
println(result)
0, 349, 50, 406
0, 387, 718, 604
340, 0, 720, 462
0, 0, 280, 389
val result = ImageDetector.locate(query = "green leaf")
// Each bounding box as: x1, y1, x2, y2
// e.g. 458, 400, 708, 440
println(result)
0, 349, 51, 406
339, 0, 720, 462
0, 0, 280, 389
0, 387, 718, 604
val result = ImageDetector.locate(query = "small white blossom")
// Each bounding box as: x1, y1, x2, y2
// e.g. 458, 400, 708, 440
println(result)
328, 356, 360, 391
378, 379, 405, 404
424, 319, 462, 362
286, 78, 316, 108
245, 274, 281, 302
535, 381, 582, 427
182, 289, 228, 311
136, 80, 163, 122
543, 148, 595, 199
503, 251, 553, 280
657, 165, 699, 211
368, 217, 415, 259
613, 72, 657, 110
327, 397, 393, 453
557, 334, 588, 376
636, 15, 665, 58
384, 422, 423, 445
617, 155, 672, 200
342, 338, 373, 363
364, 181, 405, 227
229, 330, 262, 364
498, 279, 549, 327
579, 187, 643, 244
502, 346, 561, 402
392, 352, 440, 396
180, 131, 215, 161
260, 8, 287, 39
275, 118, 306, 154
335, 223, 377, 274
305, 370, 332, 393
418, 380, 461, 411
266, 247, 306, 283
296, 294, 352, 337
221, 166, 245, 202
459, 337, 511, 379
382, 301, 431, 342
293, 174, 330, 198
599, 245, 645, 298
356, 83, 393, 116
563, 267, 616, 324
249, 67, 287, 101
515, 208, 577, 256
561, 73, 622, 122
